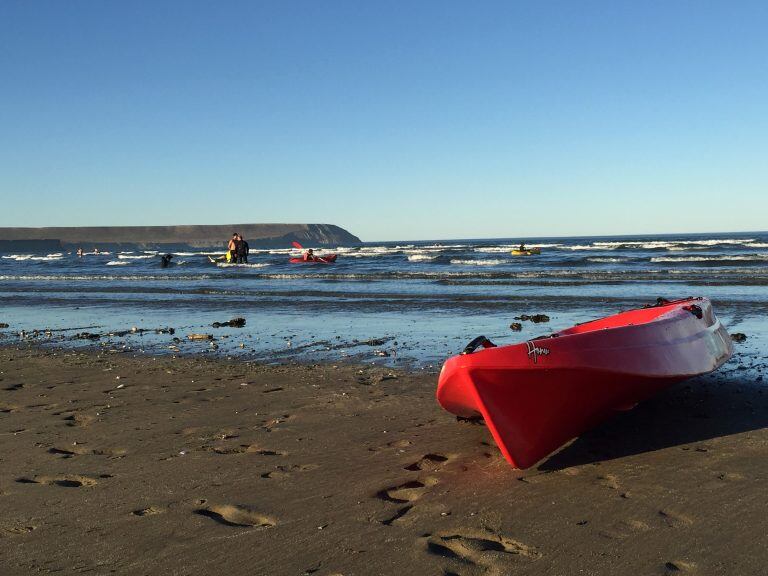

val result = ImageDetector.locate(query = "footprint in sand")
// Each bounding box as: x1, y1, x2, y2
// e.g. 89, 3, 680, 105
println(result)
598, 519, 651, 540
659, 509, 694, 528
664, 560, 697, 574
596, 474, 620, 490
377, 477, 439, 504
132, 506, 164, 517
716, 472, 744, 482
368, 438, 413, 453
381, 505, 415, 526
423, 529, 540, 573
260, 414, 293, 432
48, 447, 85, 457
595, 473, 630, 498
404, 453, 450, 471
261, 464, 318, 479
388, 439, 412, 449
63, 413, 95, 427
195, 504, 276, 528
210, 444, 286, 456
16, 475, 100, 488
48, 446, 127, 459
0, 522, 37, 536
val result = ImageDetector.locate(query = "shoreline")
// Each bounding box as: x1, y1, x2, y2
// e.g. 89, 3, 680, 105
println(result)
1, 346, 766, 575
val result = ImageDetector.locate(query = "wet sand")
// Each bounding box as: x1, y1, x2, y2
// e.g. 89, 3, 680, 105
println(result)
1, 345, 767, 575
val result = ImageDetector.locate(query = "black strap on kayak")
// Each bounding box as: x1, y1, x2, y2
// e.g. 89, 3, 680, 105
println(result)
644, 296, 701, 309
461, 336, 496, 355
683, 304, 703, 319
644, 297, 672, 308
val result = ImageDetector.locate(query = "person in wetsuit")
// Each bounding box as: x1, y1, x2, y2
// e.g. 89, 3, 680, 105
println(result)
236, 234, 249, 264
160, 254, 173, 268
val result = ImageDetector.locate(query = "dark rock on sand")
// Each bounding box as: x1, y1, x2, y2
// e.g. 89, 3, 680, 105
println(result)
515, 314, 550, 323
73, 332, 101, 340
109, 327, 148, 337
731, 333, 747, 343
363, 337, 392, 347
509, 322, 523, 331
0, 323, 9, 328
212, 318, 246, 328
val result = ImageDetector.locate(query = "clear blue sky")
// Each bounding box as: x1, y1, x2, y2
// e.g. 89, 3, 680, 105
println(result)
1, 1, 766, 241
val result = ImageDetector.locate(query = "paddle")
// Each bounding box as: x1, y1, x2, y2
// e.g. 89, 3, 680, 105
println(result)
292, 240, 316, 261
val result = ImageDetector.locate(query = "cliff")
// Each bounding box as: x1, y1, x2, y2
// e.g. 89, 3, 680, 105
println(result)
0, 224, 361, 251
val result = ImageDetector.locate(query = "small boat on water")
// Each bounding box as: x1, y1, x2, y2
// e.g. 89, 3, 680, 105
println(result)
510, 247, 541, 256
436, 297, 733, 469
289, 254, 338, 264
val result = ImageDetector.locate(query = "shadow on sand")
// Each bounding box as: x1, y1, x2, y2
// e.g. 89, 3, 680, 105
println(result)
538, 370, 767, 471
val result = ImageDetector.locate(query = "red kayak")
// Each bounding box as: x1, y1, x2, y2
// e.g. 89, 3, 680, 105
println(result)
437, 297, 733, 469
289, 254, 337, 264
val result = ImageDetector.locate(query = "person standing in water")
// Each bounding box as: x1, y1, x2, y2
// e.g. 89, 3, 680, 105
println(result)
227, 233, 238, 263
236, 234, 249, 264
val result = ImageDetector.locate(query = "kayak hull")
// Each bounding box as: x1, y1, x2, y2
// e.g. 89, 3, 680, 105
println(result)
511, 248, 541, 255
289, 254, 338, 264
436, 297, 733, 469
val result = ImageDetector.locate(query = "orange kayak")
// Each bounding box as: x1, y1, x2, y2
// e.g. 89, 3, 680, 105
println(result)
436, 297, 733, 469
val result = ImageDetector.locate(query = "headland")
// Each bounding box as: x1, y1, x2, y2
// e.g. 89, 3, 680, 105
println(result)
0, 223, 361, 252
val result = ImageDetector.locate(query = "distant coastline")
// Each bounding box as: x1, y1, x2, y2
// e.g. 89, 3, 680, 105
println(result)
0, 223, 361, 251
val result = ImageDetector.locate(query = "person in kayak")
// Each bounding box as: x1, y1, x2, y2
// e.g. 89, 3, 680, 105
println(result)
236, 234, 249, 263
303, 248, 316, 262
519, 242, 527, 252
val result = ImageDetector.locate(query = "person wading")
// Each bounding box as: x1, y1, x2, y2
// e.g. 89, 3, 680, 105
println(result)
237, 234, 249, 264
227, 233, 238, 263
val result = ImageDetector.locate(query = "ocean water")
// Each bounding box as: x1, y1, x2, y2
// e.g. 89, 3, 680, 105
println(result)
1, 232, 766, 367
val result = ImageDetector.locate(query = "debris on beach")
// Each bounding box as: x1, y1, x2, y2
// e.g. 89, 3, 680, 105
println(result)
212, 317, 246, 328
0, 322, 9, 328
362, 337, 392, 347
187, 333, 214, 341
731, 333, 747, 342
509, 322, 523, 331
73, 332, 101, 341
109, 328, 147, 337
514, 314, 550, 323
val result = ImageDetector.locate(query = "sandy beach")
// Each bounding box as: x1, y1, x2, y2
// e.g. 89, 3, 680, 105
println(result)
1, 343, 766, 576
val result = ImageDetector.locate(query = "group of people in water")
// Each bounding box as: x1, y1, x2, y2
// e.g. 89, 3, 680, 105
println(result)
73, 239, 531, 266
210, 233, 250, 263
227, 233, 250, 263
